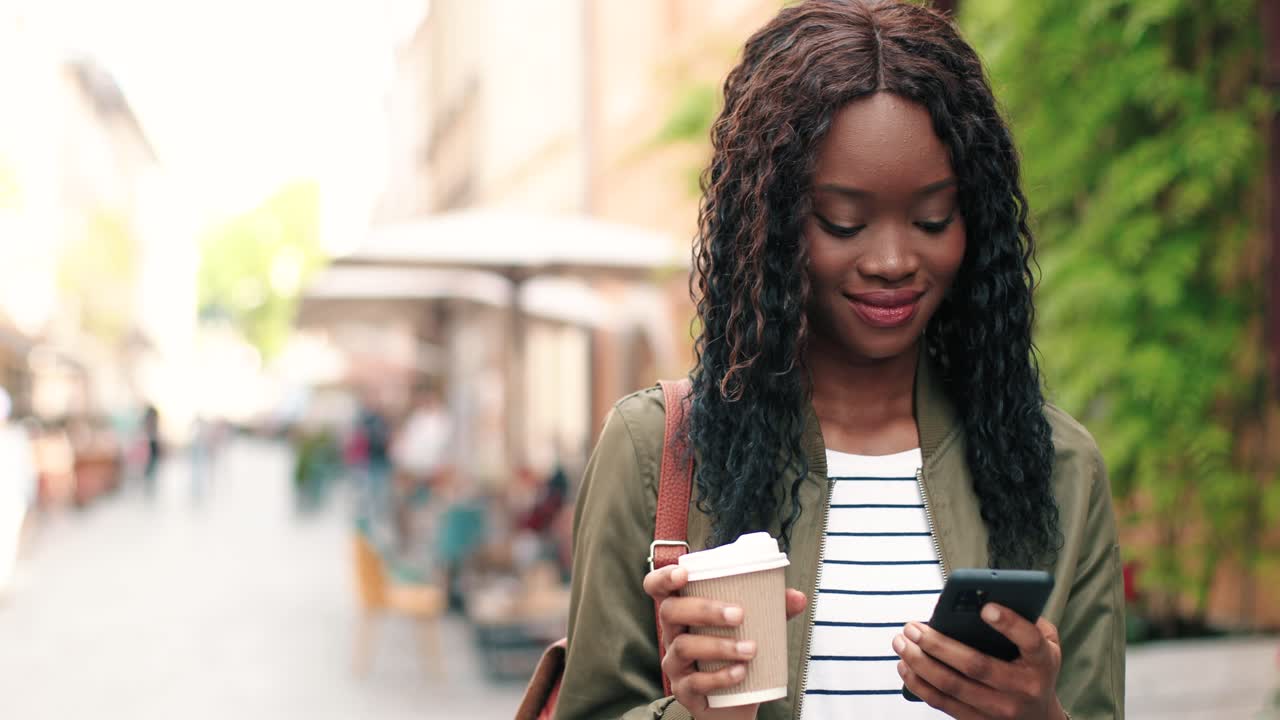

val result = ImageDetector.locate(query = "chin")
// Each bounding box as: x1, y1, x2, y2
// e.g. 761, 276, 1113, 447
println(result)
843, 327, 923, 362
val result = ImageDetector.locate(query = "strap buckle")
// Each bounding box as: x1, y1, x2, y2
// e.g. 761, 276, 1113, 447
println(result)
647, 540, 691, 573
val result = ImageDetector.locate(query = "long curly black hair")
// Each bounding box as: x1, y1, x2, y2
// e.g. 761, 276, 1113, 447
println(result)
688, 0, 1059, 569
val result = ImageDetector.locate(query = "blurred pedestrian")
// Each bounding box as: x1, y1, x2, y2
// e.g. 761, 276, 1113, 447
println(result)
142, 404, 161, 485
353, 393, 393, 541
390, 382, 453, 551
392, 384, 453, 488
0, 388, 37, 595
516, 462, 568, 538
189, 415, 220, 501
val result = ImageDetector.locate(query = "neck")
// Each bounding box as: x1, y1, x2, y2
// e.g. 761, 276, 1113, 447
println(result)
805, 339, 919, 453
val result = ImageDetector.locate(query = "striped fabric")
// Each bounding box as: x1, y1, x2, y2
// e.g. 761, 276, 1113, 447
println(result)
800, 448, 946, 719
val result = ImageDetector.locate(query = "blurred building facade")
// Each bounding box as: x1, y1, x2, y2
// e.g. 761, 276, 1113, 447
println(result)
376, 6, 435, 225
0, 7, 197, 430
311, 0, 785, 484
390, 0, 783, 462
587, 0, 778, 240
425, 0, 588, 215
584, 0, 781, 428
417, 0, 594, 476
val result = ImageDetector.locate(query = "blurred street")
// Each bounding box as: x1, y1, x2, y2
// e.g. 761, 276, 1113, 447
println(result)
0, 437, 524, 720
0, 441, 1275, 719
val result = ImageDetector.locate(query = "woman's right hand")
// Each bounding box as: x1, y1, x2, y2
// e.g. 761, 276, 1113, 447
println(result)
643, 565, 808, 720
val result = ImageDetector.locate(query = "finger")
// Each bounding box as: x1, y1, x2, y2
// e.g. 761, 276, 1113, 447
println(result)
981, 603, 1047, 659
1036, 617, 1061, 646
893, 632, 1010, 714
677, 663, 748, 698
643, 565, 688, 599
660, 637, 696, 680
785, 589, 807, 620
897, 661, 986, 720
666, 634, 757, 670
901, 621, 1015, 691
659, 596, 745, 631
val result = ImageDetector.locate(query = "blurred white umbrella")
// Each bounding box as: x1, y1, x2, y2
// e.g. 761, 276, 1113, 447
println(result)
300, 266, 613, 328
336, 208, 687, 277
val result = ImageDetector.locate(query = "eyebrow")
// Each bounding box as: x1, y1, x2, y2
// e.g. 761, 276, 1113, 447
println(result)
814, 177, 957, 198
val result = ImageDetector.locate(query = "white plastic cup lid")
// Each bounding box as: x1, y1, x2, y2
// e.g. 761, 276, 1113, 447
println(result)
678, 532, 790, 582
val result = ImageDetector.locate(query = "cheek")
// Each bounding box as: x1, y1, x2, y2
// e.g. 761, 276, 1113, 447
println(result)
802, 226, 840, 287
932, 223, 967, 285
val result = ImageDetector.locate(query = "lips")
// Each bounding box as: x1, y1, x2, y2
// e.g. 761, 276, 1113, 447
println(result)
845, 289, 924, 329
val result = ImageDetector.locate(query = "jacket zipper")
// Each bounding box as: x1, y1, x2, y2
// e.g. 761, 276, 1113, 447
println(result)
794, 476, 833, 720
916, 466, 948, 581
796, 466, 943, 718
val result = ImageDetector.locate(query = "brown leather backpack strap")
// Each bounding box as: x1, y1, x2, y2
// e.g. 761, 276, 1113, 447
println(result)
516, 639, 567, 720
653, 378, 694, 569
652, 377, 694, 697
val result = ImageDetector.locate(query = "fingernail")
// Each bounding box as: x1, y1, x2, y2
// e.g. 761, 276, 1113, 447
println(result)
905, 623, 923, 642
982, 604, 1000, 623
724, 606, 744, 624
673, 567, 686, 583
729, 664, 747, 680
736, 640, 756, 657
892, 635, 906, 654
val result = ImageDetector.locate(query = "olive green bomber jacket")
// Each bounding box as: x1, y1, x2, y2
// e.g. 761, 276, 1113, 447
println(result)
554, 358, 1125, 720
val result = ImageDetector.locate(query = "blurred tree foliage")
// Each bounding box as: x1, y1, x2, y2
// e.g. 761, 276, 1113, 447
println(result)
963, 0, 1277, 623
655, 82, 720, 195
197, 182, 325, 358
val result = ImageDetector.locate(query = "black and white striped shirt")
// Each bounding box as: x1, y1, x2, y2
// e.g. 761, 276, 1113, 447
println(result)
801, 448, 946, 719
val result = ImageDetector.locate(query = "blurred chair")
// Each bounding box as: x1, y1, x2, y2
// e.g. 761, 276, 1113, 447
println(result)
351, 532, 446, 678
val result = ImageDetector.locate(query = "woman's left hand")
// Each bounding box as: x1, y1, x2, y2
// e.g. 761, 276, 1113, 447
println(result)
893, 603, 1068, 720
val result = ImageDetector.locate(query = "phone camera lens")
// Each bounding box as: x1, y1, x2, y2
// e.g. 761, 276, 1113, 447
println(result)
954, 590, 979, 612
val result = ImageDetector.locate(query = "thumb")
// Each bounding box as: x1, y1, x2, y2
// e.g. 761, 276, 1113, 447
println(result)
785, 589, 808, 620
643, 565, 688, 601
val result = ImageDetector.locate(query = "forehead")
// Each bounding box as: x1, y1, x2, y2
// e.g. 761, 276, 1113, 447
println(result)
812, 92, 953, 189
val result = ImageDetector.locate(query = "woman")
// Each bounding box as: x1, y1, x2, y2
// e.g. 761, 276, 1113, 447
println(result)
556, 1, 1123, 718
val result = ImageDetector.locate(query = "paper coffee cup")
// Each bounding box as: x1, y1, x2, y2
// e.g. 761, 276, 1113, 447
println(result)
678, 532, 790, 708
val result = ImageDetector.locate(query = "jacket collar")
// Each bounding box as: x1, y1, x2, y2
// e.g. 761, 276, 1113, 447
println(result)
914, 345, 960, 462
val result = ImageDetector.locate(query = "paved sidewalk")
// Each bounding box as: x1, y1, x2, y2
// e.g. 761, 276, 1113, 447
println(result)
0, 439, 525, 720
1127, 636, 1279, 719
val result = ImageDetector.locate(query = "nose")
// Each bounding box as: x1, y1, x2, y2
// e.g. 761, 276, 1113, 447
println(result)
856, 223, 919, 283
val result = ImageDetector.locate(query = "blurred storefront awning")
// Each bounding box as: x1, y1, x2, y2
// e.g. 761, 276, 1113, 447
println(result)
333, 209, 687, 278
298, 266, 613, 329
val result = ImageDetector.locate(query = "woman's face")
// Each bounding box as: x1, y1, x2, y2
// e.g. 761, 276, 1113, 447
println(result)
804, 92, 966, 364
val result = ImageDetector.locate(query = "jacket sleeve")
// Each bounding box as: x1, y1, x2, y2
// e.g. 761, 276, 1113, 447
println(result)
552, 402, 695, 720
1055, 445, 1126, 719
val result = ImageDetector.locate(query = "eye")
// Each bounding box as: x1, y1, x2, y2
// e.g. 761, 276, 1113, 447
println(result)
816, 215, 865, 238
915, 214, 955, 235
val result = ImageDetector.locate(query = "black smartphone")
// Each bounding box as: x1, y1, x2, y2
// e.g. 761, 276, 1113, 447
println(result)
902, 568, 1054, 702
